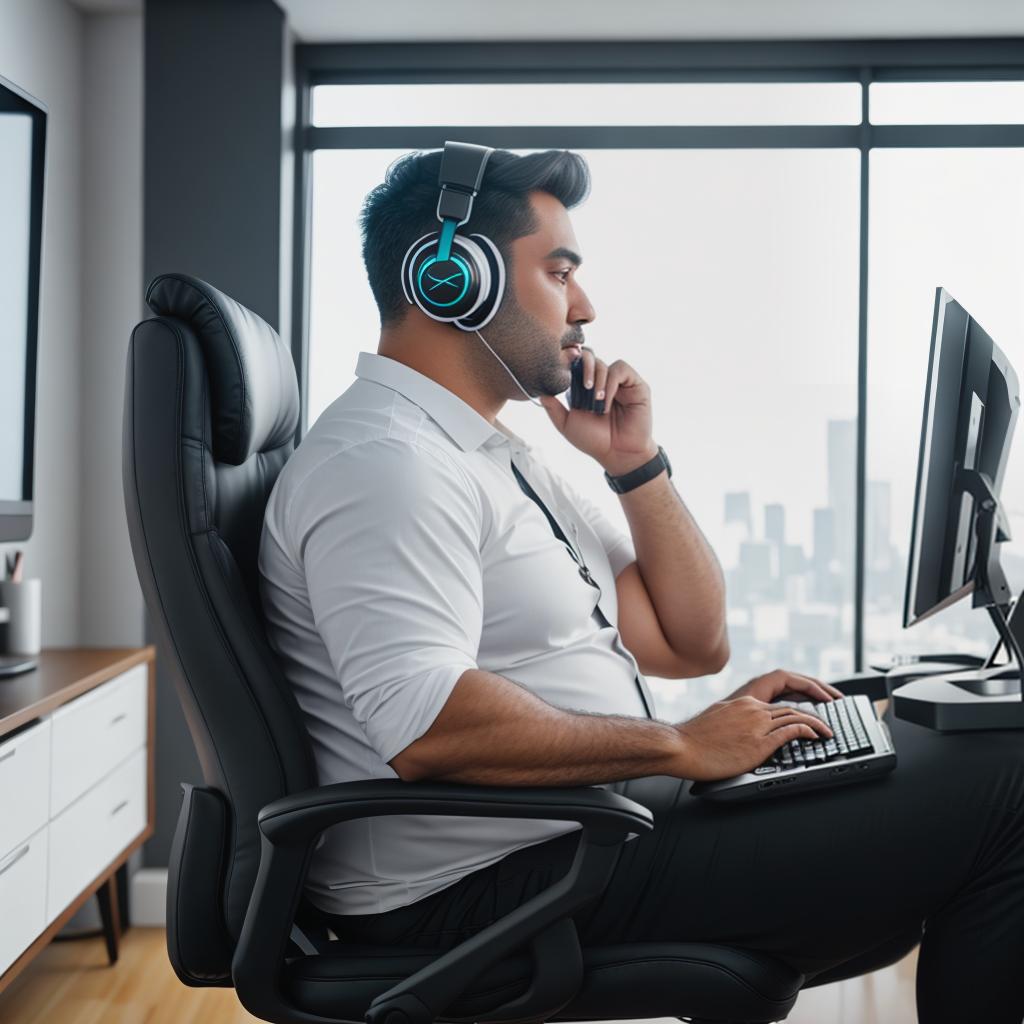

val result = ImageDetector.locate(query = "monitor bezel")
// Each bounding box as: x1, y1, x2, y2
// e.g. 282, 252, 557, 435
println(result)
0, 72, 46, 541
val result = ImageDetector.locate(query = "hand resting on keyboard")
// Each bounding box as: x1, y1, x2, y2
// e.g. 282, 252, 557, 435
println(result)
727, 666, 846, 706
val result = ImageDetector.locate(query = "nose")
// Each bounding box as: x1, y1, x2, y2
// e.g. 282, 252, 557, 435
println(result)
570, 282, 595, 326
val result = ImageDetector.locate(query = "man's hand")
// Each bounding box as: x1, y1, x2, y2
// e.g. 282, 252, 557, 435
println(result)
728, 667, 844, 706
674, 695, 833, 782
538, 347, 658, 477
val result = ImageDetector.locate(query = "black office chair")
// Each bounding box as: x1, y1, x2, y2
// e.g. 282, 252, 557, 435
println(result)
122, 273, 917, 1024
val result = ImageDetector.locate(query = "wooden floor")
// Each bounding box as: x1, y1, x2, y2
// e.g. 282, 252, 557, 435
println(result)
0, 926, 919, 1023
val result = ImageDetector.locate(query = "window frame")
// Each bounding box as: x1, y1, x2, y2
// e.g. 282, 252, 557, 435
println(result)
291, 38, 1024, 672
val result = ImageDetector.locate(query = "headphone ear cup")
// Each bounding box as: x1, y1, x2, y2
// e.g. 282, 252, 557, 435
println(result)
404, 232, 491, 324
400, 231, 436, 308
455, 233, 505, 331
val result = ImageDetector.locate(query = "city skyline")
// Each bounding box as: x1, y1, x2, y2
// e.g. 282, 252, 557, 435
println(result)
651, 414, 1024, 722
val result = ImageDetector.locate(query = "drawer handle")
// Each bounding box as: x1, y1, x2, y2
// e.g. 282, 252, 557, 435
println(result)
109, 713, 127, 726
0, 844, 30, 877
110, 799, 129, 817
0, 747, 15, 764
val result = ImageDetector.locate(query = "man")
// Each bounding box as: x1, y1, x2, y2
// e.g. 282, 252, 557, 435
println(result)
259, 147, 1024, 1021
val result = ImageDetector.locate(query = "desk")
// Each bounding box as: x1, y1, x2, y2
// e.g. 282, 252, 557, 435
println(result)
0, 646, 155, 995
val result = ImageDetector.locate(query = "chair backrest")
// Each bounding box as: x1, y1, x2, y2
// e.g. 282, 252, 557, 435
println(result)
122, 274, 317, 975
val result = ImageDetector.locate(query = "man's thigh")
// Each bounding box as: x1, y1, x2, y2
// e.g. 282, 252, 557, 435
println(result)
579, 706, 1024, 977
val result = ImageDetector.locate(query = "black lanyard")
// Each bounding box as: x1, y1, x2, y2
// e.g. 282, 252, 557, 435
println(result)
509, 459, 654, 720
511, 461, 600, 591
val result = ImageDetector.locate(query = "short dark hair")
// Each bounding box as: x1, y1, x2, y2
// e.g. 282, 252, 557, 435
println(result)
359, 147, 591, 327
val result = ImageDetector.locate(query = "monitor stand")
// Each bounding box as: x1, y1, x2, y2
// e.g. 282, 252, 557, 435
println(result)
892, 469, 1024, 731
892, 669, 1024, 730
943, 663, 1021, 696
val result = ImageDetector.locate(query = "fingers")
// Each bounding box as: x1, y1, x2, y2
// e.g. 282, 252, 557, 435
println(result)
602, 360, 648, 415
787, 670, 844, 701
766, 707, 832, 738
576, 353, 650, 415
772, 722, 820, 747
788, 678, 837, 703
767, 668, 839, 703
579, 347, 595, 388
579, 348, 609, 402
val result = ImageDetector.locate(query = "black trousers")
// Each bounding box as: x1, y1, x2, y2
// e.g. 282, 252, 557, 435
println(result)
327, 706, 1024, 1023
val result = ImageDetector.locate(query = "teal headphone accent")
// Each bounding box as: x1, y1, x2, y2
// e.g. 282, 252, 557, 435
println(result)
399, 141, 506, 331
436, 218, 458, 262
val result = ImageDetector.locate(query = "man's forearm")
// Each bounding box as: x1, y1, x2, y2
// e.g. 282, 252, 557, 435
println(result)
614, 463, 728, 670
390, 668, 686, 786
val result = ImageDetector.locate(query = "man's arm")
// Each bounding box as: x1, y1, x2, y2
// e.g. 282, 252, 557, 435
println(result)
389, 668, 830, 786
613, 461, 729, 677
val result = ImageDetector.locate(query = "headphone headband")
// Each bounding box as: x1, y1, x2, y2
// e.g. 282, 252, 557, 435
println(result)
436, 141, 493, 226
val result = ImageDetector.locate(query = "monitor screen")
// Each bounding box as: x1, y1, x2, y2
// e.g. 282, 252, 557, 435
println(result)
904, 287, 1019, 627
0, 74, 45, 541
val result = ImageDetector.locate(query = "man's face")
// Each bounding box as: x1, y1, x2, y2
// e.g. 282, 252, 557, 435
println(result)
474, 190, 595, 401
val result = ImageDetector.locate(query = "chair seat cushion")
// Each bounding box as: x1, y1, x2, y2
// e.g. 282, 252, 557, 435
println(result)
283, 941, 803, 1023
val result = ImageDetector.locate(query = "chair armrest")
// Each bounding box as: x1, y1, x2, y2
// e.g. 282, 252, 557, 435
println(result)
828, 671, 892, 700
232, 779, 653, 1024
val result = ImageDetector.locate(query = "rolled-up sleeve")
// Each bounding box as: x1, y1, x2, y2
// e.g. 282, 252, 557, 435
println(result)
291, 438, 483, 764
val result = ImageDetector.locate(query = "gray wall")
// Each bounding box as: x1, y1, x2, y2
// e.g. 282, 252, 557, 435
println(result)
144, 0, 288, 329
143, 0, 293, 865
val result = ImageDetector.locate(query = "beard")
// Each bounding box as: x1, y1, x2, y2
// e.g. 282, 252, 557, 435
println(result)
466, 290, 584, 402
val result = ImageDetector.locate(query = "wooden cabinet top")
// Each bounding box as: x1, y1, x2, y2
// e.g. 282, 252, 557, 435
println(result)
0, 646, 156, 740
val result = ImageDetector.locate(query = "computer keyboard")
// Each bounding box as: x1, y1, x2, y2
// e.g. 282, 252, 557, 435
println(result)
758, 695, 875, 773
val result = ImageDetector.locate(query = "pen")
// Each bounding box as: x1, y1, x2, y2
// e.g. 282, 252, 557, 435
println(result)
6, 551, 23, 583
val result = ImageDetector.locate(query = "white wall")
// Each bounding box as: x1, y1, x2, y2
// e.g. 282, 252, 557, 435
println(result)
0, 0, 144, 647
1, 0, 85, 645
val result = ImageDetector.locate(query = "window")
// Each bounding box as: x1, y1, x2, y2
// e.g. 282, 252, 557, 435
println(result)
866, 148, 1024, 665
312, 82, 861, 127
297, 45, 1024, 720
870, 82, 1024, 125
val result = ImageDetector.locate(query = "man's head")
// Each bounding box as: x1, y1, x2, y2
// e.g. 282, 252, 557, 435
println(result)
359, 147, 597, 408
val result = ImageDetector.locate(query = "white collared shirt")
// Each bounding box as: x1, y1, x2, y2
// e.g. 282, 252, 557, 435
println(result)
258, 351, 651, 915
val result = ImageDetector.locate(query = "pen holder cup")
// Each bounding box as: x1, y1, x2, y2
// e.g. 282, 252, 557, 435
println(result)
0, 578, 42, 655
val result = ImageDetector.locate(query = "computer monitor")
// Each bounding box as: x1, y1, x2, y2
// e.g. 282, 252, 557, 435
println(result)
0, 72, 46, 543
903, 287, 1019, 629
893, 288, 1024, 730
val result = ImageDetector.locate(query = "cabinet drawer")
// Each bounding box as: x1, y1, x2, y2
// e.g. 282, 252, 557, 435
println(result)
50, 663, 148, 816
0, 825, 48, 977
0, 718, 51, 857
47, 747, 147, 923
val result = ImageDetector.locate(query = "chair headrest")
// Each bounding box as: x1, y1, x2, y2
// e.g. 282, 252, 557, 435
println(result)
146, 273, 300, 465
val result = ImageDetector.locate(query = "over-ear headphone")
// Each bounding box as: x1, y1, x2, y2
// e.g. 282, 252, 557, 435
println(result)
400, 140, 505, 332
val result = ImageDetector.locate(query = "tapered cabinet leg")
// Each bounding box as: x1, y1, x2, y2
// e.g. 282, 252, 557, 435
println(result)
96, 876, 121, 966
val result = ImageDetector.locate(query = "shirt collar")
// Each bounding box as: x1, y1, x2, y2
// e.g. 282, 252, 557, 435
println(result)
355, 351, 531, 454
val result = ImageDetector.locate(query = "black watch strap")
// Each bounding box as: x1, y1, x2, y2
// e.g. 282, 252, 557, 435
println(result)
604, 445, 672, 494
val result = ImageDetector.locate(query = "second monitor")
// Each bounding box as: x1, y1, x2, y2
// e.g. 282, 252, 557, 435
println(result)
894, 286, 1024, 730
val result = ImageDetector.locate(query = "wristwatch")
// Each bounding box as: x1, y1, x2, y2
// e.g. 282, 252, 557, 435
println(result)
604, 445, 672, 493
